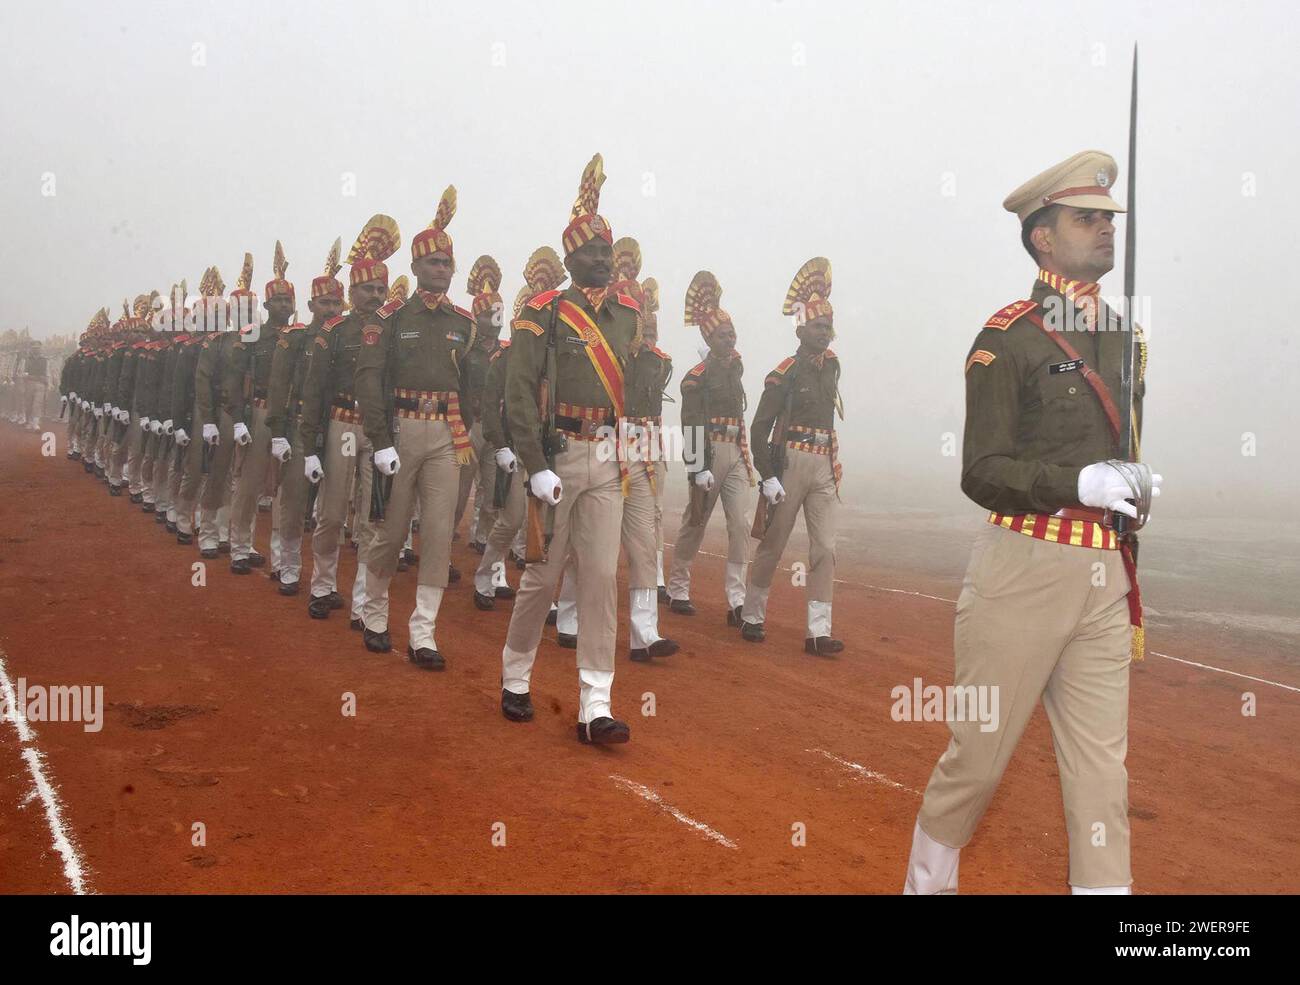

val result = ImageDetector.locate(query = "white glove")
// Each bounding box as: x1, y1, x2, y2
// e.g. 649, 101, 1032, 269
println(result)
61, 395, 68, 406
116, 408, 130, 423
494, 447, 517, 473
93, 406, 104, 419
174, 428, 190, 446
271, 436, 292, 463
373, 446, 400, 475
150, 419, 163, 435
139, 416, 151, 431
202, 423, 220, 445
69, 391, 77, 402
529, 469, 563, 504
233, 422, 251, 446
693, 469, 715, 492
162, 419, 174, 435
304, 454, 323, 483
102, 402, 112, 414
1077, 462, 1163, 520
81, 399, 90, 411
761, 476, 786, 505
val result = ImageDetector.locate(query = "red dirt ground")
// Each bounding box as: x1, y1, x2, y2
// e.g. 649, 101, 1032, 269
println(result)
1, 423, 1296, 894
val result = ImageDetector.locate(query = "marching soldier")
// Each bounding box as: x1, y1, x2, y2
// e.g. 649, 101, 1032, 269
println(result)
666, 271, 755, 623
146, 286, 188, 528
300, 216, 399, 624
499, 153, 641, 744
354, 187, 475, 667
266, 239, 346, 599
459, 255, 507, 554
225, 243, 293, 575
739, 258, 844, 654
20, 341, 50, 432
473, 249, 565, 609
171, 268, 225, 546
102, 301, 136, 494
904, 151, 1163, 895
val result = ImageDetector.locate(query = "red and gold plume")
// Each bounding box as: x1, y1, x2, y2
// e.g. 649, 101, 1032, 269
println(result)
684, 270, 732, 341
783, 257, 833, 326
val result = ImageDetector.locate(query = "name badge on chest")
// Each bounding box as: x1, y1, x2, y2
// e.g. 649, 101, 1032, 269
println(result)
1049, 359, 1083, 375
565, 336, 589, 347
446, 331, 466, 344
399, 331, 421, 341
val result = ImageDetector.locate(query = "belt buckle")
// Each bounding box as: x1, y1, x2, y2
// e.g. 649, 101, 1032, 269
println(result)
420, 397, 435, 414
813, 432, 829, 447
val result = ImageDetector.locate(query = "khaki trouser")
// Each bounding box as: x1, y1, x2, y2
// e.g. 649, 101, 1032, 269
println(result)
23, 379, 47, 427
230, 406, 273, 562
126, 416, 148, 495
668, 438, 752, 607
621, 459, 659, 590
309, 417, 373, 607
470, 423, 496, 544
108, 411, 134, 486
274, 430, 309, 586
474, 460, 526, 596
502, 437, 623, 723
363, 418, 460, 634
193, 410, 235, 550
916, 523, 1133, 889
742, 445, 838, 631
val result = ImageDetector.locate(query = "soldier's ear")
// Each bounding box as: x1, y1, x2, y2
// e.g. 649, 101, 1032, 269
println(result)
1030, 223, 1054, 259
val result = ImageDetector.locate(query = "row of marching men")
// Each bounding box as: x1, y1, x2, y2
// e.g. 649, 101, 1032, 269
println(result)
55, 152, 845, 746
1, 340, 55, 430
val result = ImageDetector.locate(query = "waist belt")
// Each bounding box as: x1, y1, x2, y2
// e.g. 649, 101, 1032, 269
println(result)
331, 393, 356, 411
987, 510, 1118, 550
330, 403, 362, 425
707, 416, 743, 442
786, 426, 833, 453
555, 402, 615, 441
252, 396, 268, 409
253, 386, 269, 400
393, 389, 451, 421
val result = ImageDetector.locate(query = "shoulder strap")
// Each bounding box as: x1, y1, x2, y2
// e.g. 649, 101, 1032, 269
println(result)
1024, 312, 1122, 445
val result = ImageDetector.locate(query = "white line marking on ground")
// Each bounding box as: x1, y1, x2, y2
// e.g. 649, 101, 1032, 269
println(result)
610, 775, 738, 849
0, 645, 91, 895
809, 748, 922, 796
670, 544, 1300, 693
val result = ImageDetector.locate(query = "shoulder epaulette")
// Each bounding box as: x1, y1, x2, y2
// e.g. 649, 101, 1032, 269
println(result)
525, 289, 562, 310
283, 322, 307, 332
770, 356, 796, 376
823, 348, 838, 360
983, 299, 1037, 331
650, 345, 671, 361
615, 292, 640, 312
377, 297, 406, 319
322, 314, 347, 332
452, 303, 474, 321
513, 319, 545, 337
687, 361, 707, 377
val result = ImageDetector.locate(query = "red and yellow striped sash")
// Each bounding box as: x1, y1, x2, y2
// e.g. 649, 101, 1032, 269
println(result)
987, 511, 1118, 550
556, 299, 624, 417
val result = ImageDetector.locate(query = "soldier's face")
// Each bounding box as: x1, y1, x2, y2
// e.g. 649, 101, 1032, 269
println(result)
709, 321, 736, 354
413, 252, 454, 293
308, 294, 344, 324
797, 318, 834, 352
352, 280, 387, 315
565, 239, 613, 288
265, 294, 294, 324
1036, 207, 1116, 280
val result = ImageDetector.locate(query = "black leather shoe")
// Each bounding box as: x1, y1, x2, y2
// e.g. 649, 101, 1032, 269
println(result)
326, 591, 344, 610
741, 621, 766, 643
269, 569, 281, 583
230, 559, 252, 575
407, 644, 445, 671
363, 627, 392, 653
397, 555, 409, 572
349, 617, 364, 631
546, 607, 558, 626
448, 565, 460, 583
473, 591, 495, 611
129, 492, 143, 504
83, 461, 94, 473
154, 512, 167, 524
278, 580, 300, 597
199, 547, 217, 559
631, 638, 680, 662
557, 632, 577, 649
308, 594, 333, 619
805, 636, 845, 656
69, 450, 81, 461
175, 530, 191, 544
501, 689, 534, 722
726, 605, 744, 626
142, 502, 155, 513
109, 484, 123, 496
218, 541, 231, 555
577, 717, 630, 745
669, 598, 696, 616
494, 584, 516, 600
658, 586, 670, 604
247, 551, 265, 568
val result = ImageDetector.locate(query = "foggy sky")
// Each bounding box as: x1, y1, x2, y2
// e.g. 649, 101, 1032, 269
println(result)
2, 0, 1297, 516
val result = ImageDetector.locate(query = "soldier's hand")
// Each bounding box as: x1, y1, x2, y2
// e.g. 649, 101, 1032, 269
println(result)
529, 469, 562, 504
162, 419, 174, 435
1078, 462, 1162, 520
93, 405, 104, 419
69, 391, 77, 402
202, 423, 220, 446
761, 476, 786, 505
116, 408, 130, 423
149, 420, 163, 435
304, 455, 323, 483
60, 395, 68, 407
233, 422, 252, 446
373, 447, 400, 476
693, 469, 716, 492
174, 428, 190, 447
102, 402, 112, 414
494, 447, 517, 473
139, 416, 151, 431
271, 437, 292, 463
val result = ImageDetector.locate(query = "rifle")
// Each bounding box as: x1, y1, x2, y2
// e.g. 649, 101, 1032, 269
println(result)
492, 359, 514, 510
524, 295, 564, 563
370, 326, 395, 522
686, 366, 712, 527
752, 358, 799, 539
